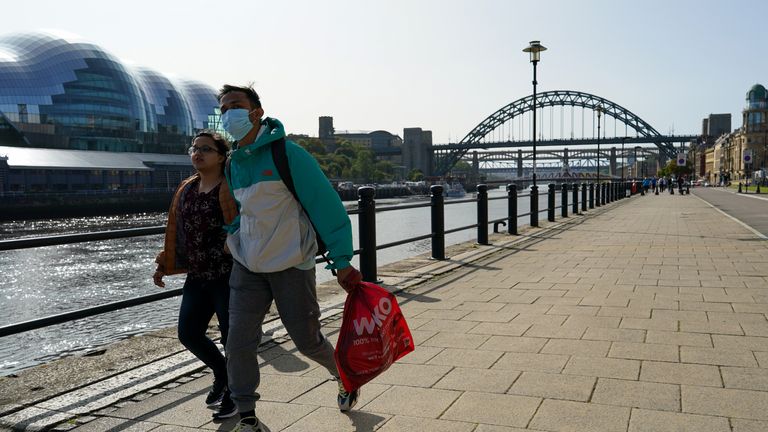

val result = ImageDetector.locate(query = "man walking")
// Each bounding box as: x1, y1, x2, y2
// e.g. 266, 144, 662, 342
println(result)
217, 84, 362, 431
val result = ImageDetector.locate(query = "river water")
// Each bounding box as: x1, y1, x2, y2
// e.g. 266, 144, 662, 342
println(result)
0, 188, 559, 375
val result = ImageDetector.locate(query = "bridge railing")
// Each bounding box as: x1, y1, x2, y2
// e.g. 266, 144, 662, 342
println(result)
0, 181, 636, 338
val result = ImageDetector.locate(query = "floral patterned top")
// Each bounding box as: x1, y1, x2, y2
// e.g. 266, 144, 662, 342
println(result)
180, 178, 232, 281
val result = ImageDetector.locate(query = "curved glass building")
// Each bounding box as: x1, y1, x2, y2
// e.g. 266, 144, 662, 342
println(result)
0, 31, 218, 154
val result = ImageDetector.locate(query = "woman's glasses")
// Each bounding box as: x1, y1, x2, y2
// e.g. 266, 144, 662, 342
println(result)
188, 145, 220, 155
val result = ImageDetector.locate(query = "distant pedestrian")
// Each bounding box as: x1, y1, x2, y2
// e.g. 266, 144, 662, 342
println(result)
652, 177, 658, 194
218, 84, 362, 431
153, 131, 238, 419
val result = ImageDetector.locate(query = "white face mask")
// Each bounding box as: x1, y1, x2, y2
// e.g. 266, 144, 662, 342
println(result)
221, 109, 255, 141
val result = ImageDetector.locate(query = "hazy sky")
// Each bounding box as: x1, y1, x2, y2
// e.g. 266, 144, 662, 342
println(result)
5, 0, 767, 143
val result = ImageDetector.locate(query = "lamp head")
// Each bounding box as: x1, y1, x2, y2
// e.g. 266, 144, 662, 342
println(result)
523, 40, 547, 63
595, 105, 604, 118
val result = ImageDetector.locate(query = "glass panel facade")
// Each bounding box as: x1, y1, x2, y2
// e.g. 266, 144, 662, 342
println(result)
0, 32, 217, 154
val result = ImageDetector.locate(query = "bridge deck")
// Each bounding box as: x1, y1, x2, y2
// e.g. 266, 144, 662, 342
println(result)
3, 190, 768, 431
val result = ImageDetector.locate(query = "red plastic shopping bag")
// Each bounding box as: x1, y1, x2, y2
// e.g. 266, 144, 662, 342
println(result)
334, 282, 415, 392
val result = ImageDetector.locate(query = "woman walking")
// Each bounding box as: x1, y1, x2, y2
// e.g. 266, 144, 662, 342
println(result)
153, 131, 238, 419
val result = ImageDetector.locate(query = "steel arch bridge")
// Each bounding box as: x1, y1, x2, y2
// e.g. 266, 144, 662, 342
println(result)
432, 90, 678, 176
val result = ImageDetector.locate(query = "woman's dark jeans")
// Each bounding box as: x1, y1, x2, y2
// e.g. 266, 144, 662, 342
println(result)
178, 273, 230, 380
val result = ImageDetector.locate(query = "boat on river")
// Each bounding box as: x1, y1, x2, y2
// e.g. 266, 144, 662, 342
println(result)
445, 181, 466, 198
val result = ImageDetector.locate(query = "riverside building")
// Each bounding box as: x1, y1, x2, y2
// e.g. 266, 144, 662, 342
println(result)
695, 84, 768, 185
0, 31, 216, 195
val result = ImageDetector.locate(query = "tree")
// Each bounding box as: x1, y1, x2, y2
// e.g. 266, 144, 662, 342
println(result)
297, 138, 327, 155
658, 159, 692, 177
453, 161, 472, 172
407, 169, 424, 181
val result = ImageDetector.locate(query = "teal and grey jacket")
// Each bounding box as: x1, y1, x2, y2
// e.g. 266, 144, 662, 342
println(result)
224, 117, 353, 273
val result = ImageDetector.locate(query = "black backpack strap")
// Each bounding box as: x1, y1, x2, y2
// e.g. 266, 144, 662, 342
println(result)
271, 139, 335, 274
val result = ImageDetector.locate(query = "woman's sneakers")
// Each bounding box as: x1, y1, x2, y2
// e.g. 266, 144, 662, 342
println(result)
205, 378, 227, 406
337, 381, 359, 412
212, 391, 237, 420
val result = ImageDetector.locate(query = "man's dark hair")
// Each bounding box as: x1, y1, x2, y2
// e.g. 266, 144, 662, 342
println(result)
218, 84, 261, 109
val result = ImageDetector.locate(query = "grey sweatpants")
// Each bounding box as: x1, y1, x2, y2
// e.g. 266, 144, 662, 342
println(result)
226, 261, 339, 412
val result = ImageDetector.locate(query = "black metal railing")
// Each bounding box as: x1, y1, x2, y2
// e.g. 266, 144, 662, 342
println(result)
0, 181, 638, 337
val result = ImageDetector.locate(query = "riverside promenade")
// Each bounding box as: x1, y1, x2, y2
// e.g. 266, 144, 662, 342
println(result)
3, 189, 768, 431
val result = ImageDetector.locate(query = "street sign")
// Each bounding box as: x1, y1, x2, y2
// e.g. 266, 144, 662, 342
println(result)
676, 153, 687, 166
744, 150, 752, 164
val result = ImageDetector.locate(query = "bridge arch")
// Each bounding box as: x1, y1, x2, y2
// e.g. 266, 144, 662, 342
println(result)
433, 90, 676, 176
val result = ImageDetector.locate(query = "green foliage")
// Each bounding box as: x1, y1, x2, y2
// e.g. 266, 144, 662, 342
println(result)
297, 138, 326, 155
297, 138, 394, 183
657, 159, 692, 177
408, 169, 424, 181
452, 161, 472, 172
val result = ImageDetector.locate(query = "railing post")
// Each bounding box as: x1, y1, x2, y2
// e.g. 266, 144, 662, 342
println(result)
589, 183, 595, 208
601, 183, 607, 205
357, 186, 377, 282
430, 184, 445, 260
561, 183, 568, 218
572, 183, 579, 214
477, 184, 489, 245
608, 183, 613, 203
581, 182, 587, 212
595, 182, 601, 207
547, 184, 556, 222
530, 185, 539, 227
507, 184, 518, 235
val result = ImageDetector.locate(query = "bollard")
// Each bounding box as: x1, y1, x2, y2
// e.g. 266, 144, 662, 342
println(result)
581, 183, 587, 212
530, 185, 539, 227
589, 183, 595, 209
739, 183, 743, 193
430, 184, 445, 260
547, 184, 556, 222
561, 183, 568, 218
572, 183, 579, 214
507, 184, 518, 235
602, 183, 608, 205
477, 184, 489, 245
357, 186, 377, 282
686, 183, 690, 195
758, 183, 762, 194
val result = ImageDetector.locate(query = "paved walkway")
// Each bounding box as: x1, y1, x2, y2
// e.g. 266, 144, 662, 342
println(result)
7, 191, 768, 431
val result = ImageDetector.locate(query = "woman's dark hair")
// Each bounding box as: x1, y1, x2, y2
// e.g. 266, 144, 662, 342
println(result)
192, 130, 230, 154
217, 83, 261, 109
192, 130, 230, 173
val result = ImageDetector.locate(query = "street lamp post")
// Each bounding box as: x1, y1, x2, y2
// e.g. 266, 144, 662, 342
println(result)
621, 137, 625, 196
523, 40, 546, 188
595, 106, 604, 204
